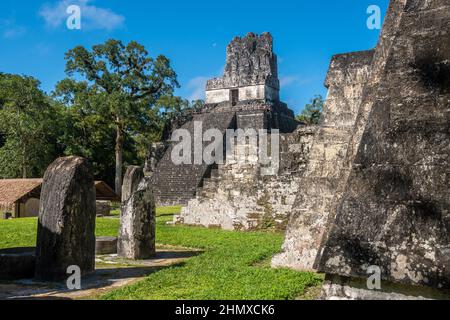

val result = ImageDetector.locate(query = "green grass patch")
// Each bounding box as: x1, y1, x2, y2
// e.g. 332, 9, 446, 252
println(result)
0, 217, 119, 249
110, 205, 181, 217
0, 206, 322, 300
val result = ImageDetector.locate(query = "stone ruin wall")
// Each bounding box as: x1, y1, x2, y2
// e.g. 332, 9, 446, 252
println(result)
156, 8, 450, 297
168, 34, 382, 234
152, 111, 236, 206
176, 125, 317, 230
206, 32, 280, 104
153, 32, 298, 207
273, 0, 408, 271
318, 0, 450, 294
273, 0, 450, 299
272, 50, 375, 270
152, 101, 298, 207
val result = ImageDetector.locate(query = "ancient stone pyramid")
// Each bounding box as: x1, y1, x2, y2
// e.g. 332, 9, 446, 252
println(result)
152, 33, 297, 207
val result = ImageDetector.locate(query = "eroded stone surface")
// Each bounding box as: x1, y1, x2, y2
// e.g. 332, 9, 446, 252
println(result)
153, 33, 297, 207
35, 156, 96, 281
118, 166, 156, 260
318, 0, 450, 290
177, 126, 317, 230
272, 50, 374, 270
96, 237, 118, 255
321, 274, 450, 300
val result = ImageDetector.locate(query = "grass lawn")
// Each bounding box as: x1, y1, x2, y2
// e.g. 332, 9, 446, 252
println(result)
0, 206, 323, 300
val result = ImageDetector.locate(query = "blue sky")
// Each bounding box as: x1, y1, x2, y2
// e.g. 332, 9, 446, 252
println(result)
0, 0, 389, 114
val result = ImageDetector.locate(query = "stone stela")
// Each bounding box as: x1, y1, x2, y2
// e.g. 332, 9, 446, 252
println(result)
118, 166, 156, 260
35, 156, 96, 281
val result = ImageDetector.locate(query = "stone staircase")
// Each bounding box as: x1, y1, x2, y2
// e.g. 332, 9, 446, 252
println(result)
175, 126, 318, 230
195, 165, 220, 198
153, 111, 236, 206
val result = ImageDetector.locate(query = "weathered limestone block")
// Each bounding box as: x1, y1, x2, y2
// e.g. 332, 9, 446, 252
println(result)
177, 126, 317, 231
207, 32, 279, 91
118, 166, 156, 260
96, 237, 118, 255
35, 156, 96, 281
272, 50, 374, 270
319, 0, 450, 293
145, 142, 166, 175
96, 201, 111, 217
321, 275, 450, 300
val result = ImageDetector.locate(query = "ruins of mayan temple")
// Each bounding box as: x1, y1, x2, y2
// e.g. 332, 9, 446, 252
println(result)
152, 0, 449, 298
160, 32, 319, 230
175, 126, 316, 230
153, 33, 305, 222
272, 49, 375, 270
275, 0, 450, 299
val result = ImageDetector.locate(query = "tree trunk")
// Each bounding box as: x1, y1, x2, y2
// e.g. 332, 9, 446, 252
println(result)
115, 123, 124, 198
22, 144, 27, 179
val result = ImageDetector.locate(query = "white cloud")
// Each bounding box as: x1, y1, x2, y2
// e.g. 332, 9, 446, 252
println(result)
280, 75, 313, 88
279, 75, 299, 88
186, 76, 209, 101
1, 19, 26, 39
39, 0, 125, 31
34, 43, 54, 56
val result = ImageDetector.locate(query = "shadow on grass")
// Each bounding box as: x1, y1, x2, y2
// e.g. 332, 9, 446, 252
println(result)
156, 214, 176, 218
2, 250, 202, 300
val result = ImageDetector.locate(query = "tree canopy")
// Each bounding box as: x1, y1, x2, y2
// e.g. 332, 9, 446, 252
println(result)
0, 40, 201, 189
0, 74, 61, 178
296, 95, 324, 125
55, 39, 180, 195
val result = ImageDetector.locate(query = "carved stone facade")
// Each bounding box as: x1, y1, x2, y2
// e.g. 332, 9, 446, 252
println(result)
206, 32, 280, 104
153, 33, 298, 207
318, 0, 450, 293
274, 0, 450, 299
272, 50, 374, 270
175, 126, 317, 230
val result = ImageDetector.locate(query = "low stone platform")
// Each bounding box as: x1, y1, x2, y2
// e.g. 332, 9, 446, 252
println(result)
0, 248, 35, 280
95, 237, 118, 255
321, 275, 450, 300
0, 246, 202, 300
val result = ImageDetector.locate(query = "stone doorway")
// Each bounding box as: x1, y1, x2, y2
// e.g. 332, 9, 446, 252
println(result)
230, 89, 239, 106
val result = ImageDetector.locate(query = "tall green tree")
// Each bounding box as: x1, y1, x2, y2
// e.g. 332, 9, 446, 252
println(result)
0, 74, 60, 178
56, 39, 179, 196
53, 81, 118, 186
157, 96, 204, 140
296, 94, 324, 125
